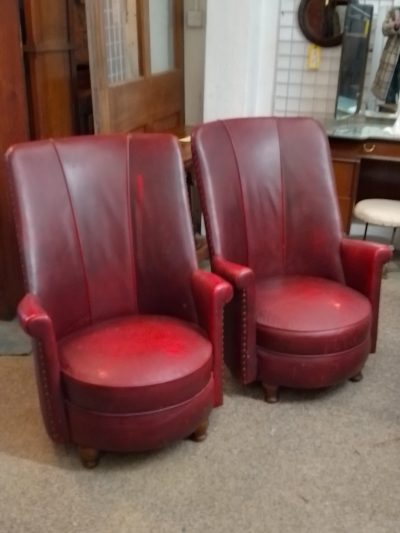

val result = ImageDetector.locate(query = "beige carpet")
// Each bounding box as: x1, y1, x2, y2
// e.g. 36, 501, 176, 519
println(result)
0, 269, 399, 532
0, 318, 30, 355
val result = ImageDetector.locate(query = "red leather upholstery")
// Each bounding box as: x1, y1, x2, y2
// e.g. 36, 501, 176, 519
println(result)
255, 276, 371, 354
7, 134, 232, 457
192, 117, 392, 397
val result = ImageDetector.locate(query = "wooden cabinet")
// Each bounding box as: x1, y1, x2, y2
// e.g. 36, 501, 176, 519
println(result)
329, 136, 400, 234
0, 0, 29, 318
331, 157, 360, 232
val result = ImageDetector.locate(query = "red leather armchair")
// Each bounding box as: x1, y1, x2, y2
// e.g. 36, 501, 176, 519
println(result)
7, 134, 232, 466
192, 117, 392, 402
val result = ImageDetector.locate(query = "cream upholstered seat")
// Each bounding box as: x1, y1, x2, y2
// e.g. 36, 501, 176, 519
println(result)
354, 199, 400, 245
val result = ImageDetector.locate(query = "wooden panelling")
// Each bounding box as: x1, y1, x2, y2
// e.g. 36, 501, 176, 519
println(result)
331, 157, 360, 233
23, 0, 74, 138
333, 160, 356, 197
0, 0, 29, 317
109, 72, 184, 133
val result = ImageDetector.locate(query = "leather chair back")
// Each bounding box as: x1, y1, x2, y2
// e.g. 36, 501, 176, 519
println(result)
8, 134, 198, 338
192, 117, 345, 282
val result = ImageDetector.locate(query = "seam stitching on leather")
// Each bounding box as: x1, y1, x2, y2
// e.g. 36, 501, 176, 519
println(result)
221, 120, 250, 267
276, 119, 286, 272
51, 140, 93, 324
217, 294, 224, 403
240, 288, 248, 383
36, 339, 58, 440
126, 134, 138, 311
220, 121, 250, 384
256, 316, 370, 335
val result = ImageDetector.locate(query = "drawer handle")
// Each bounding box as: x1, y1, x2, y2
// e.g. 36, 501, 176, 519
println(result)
363, 143, 376, 153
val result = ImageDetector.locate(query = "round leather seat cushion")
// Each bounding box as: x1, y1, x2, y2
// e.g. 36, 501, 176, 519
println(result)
59, 315, 213, 414
256, 276, 372, 355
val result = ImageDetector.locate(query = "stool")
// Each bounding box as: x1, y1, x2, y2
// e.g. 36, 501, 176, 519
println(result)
353, 199, 400, 246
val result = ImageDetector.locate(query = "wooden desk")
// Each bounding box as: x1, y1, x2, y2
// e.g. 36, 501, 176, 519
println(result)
328, 126, 400, 233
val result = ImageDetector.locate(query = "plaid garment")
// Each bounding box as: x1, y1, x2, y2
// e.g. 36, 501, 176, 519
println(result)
372, 8, 400, 102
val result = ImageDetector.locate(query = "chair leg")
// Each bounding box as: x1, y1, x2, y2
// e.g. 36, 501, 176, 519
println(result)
262, 383, 279, 403
390, 226, 397, 245
78, 447, 100, 468
349, 371, 363, 383
363, 222, 368, 240
190, 419, 209, 442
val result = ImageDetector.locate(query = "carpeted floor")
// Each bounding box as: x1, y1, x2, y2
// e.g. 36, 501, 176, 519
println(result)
0, 318, 30, 355
0, 262, 399, 532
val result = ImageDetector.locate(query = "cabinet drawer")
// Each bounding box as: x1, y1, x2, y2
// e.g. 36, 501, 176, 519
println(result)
359, 141, 400, 159
330, 139, 361, 158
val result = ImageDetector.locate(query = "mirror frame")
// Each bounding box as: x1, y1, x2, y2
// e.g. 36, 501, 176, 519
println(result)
298, 0, 349, 48
334, 2, 374, 118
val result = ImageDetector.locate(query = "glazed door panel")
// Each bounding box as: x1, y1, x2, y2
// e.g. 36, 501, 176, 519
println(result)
85, 0, 184, 133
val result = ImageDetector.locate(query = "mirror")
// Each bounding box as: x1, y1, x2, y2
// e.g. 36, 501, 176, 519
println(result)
298, 0, 349, 47
335, 2, 373, 118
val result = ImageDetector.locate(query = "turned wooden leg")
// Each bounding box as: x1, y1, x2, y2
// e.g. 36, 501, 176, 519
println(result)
262, 384, 279, 403
190, 419, 209, 442
78, 447, 100, 468
350, 371, 363, 383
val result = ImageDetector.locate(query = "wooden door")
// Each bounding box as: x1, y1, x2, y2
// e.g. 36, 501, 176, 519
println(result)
85, 0, 184, 133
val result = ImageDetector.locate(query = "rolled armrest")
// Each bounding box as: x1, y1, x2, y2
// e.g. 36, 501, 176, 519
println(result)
18, 293, 53, 339
192, 270, 233, 406
341, 238, 392, 295
209, 257, 256, 385
192, 269, 233, 311
212, 256, 254, 289
341, 238, 392, 353
18, 293, 68, 443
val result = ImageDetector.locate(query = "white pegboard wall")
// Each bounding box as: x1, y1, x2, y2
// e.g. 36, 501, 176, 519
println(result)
273, 0, 395, 120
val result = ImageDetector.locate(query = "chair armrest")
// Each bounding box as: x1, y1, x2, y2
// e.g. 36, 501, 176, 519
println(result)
212, 256, 254, 289
341, 238, 392, 294
191, 270, 233, 406
19, 293, 54, 339
210, 256, 257, 385
341, 238, 392, 352
18, 293, 69, 443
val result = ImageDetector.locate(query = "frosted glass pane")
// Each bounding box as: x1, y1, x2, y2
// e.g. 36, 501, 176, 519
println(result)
149, 0, 174, 74
103, 0, 140, 84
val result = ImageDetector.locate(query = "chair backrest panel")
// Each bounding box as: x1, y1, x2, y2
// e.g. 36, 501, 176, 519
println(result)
128, 136, 198, 321
55, 137, 138, 328
276, 119, 344, 279
222, 118, 286, 277
8, 134, 197, 339
193, 117, 345, 282
193, 121, 249, 265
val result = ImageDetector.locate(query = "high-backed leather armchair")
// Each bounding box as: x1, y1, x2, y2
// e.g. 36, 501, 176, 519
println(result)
192, 117, 392, 402
7, 134, 232, 466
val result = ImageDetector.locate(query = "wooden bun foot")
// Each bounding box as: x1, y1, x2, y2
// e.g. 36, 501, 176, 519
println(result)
78, 447, 100, 468
350, 371, 363, 383
262, 384, 279, 403
190, 419, 209, 442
